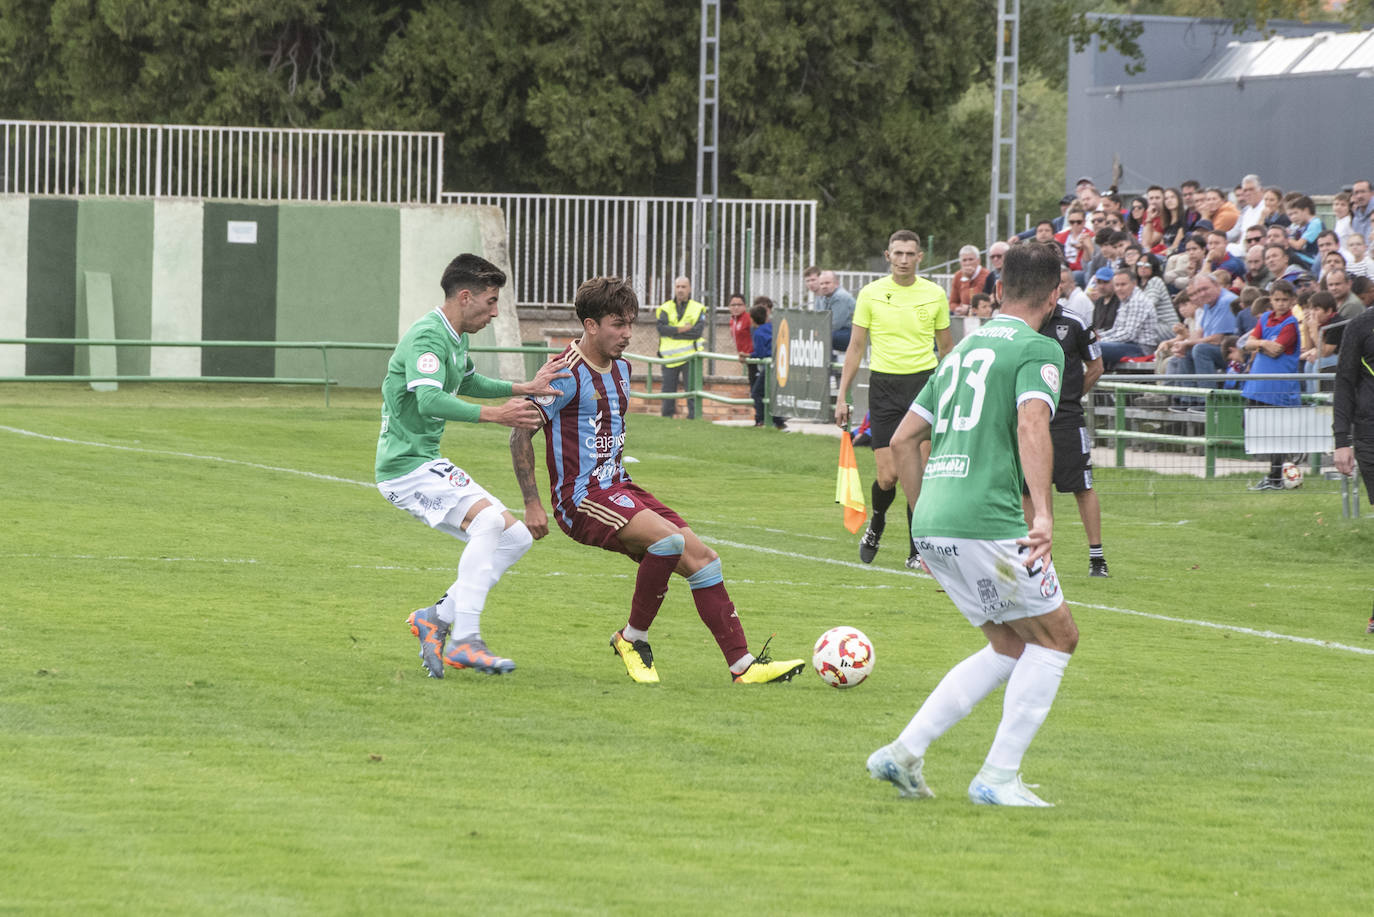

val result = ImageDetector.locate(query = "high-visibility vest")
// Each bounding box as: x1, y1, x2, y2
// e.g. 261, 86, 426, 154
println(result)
656, 298, 705, 368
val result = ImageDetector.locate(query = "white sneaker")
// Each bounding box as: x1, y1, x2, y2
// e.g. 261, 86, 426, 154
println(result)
866, 744, 934, 798
968, 771, 1053, 807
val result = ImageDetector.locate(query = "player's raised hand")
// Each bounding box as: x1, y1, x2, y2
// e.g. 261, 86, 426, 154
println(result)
481, 398, 545, 430
514, 354, 571, 397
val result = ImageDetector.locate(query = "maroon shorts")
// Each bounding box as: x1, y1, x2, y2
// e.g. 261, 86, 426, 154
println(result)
557, 482, 688, 557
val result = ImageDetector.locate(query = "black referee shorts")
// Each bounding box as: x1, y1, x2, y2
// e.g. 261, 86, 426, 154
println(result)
868, 369, 934, 450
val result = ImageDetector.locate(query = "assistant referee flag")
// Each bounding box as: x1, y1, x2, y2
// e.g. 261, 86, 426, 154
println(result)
836, 433, 866, 533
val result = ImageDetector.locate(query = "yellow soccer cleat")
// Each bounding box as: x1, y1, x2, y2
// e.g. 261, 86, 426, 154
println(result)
610, 630, 660, 683
732, 637, 804, 684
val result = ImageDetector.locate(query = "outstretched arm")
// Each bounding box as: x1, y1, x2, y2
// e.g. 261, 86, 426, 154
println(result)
512, 354, 571, 397
509, 427, 549, 539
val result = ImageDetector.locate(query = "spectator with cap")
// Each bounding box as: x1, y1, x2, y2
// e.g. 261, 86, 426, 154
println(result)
1097, 268, 1162, 369
1090, 266, 1120, 331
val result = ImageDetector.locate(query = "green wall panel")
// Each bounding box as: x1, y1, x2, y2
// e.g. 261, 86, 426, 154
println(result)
275, 205, 399, 388
201, 203, 278, 378
25, 198, 78, 375
74, 200, 154, 376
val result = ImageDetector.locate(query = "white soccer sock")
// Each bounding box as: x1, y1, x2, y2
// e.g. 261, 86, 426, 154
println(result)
488, 520, 533, 587
436, 505, 507, 639
897, 646, 1017, 758
983, 644, 1072, 773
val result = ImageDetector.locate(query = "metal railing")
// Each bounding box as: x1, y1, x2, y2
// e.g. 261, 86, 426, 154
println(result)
440, 191, 816, 314
1, 119, 444, 202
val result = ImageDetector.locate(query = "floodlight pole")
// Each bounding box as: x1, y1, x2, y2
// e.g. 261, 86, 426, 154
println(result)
988, 0, 1020, 250
696, 0, 721, 363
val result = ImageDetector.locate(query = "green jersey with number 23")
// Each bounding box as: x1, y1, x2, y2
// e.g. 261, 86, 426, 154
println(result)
910, 314, 1064, 541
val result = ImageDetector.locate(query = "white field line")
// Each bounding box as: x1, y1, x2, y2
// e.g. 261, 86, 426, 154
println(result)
5, 424, 1370, 657
0, 425, 374, 488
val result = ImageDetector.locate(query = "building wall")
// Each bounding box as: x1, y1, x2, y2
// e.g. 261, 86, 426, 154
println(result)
1066, 14, 1342, 192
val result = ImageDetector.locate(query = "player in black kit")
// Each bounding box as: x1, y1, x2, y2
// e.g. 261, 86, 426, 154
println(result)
1023, 289, 1109, 576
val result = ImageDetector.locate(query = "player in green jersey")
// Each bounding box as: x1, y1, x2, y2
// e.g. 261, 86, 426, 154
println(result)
377, 253, 567, 679
864, 241, 1082, 807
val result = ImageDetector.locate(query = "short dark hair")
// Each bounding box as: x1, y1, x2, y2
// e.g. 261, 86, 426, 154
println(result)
574, 276, 639, 322
970, 292, 992, 309
748, 297, 773, 325
1289, 195, 1315, 214
1206, 230, 1229, 243
440, 253, 506, 298
1109, 230, 1133, 247
1220, 334, 1239, 353
888, 229, 921, 249
1309, 290, 1336, 312
1000, 242, 1062, 305
1317, 229, 1340, 245
1184, 233, 1207, 251
1269, 280, 1296, 298
1351, 275, 1373, 295
1094, 227, 1114, 246
803, 265, 820, 278
1181, 179, 1201, 191
728, 291, 747, 304
1036, 219, 1054, 230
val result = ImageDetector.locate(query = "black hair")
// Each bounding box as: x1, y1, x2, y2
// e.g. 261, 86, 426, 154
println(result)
440, 253, 506, 298
1000, 242, 1062, 305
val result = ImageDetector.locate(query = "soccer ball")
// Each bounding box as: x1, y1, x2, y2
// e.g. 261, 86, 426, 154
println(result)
1281, 461, 1304, 489
812, 626, 875, 688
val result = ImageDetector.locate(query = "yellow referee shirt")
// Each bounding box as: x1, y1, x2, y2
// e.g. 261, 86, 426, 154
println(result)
853, 275, 951, 373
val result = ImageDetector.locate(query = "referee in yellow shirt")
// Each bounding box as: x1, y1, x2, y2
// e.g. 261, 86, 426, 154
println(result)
835, 229, 953, 568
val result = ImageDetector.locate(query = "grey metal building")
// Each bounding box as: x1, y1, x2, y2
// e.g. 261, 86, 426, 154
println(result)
1066, 13, 1371, 194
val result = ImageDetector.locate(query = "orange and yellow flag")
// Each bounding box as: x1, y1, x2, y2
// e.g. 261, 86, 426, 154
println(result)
835, 433, 866, 534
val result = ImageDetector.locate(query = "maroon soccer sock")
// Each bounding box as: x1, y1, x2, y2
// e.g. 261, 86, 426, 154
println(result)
690, 582, 748, 666
629, 549, 680, 632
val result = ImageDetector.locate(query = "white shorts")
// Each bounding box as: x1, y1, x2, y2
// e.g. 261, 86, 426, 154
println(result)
914, 535, 1065, 627
377, 458, 506, 540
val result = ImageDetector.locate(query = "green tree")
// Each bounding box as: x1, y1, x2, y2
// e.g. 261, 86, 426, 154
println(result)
0, 0, 414, 125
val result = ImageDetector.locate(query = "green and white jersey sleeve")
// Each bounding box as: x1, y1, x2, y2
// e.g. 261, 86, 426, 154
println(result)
910, 315, 1064, 540
375, 309, 491, 482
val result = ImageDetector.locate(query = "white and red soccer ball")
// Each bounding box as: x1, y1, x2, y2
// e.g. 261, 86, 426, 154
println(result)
1281, 461, 1303, 489
812, 626, 875, 688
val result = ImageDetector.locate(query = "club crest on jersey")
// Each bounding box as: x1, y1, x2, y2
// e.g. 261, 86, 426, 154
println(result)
534, 393, 556, 406
611, 494, 636, 508
1040, 364, 1060, 392
447, 469, 470, 487
417, 352, 440, 374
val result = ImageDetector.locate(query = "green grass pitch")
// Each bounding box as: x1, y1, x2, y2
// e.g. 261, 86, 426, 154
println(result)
2, 384, 1372, 915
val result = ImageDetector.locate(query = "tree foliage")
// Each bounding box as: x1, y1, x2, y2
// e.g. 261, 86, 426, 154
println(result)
2, 0, 1365, 264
